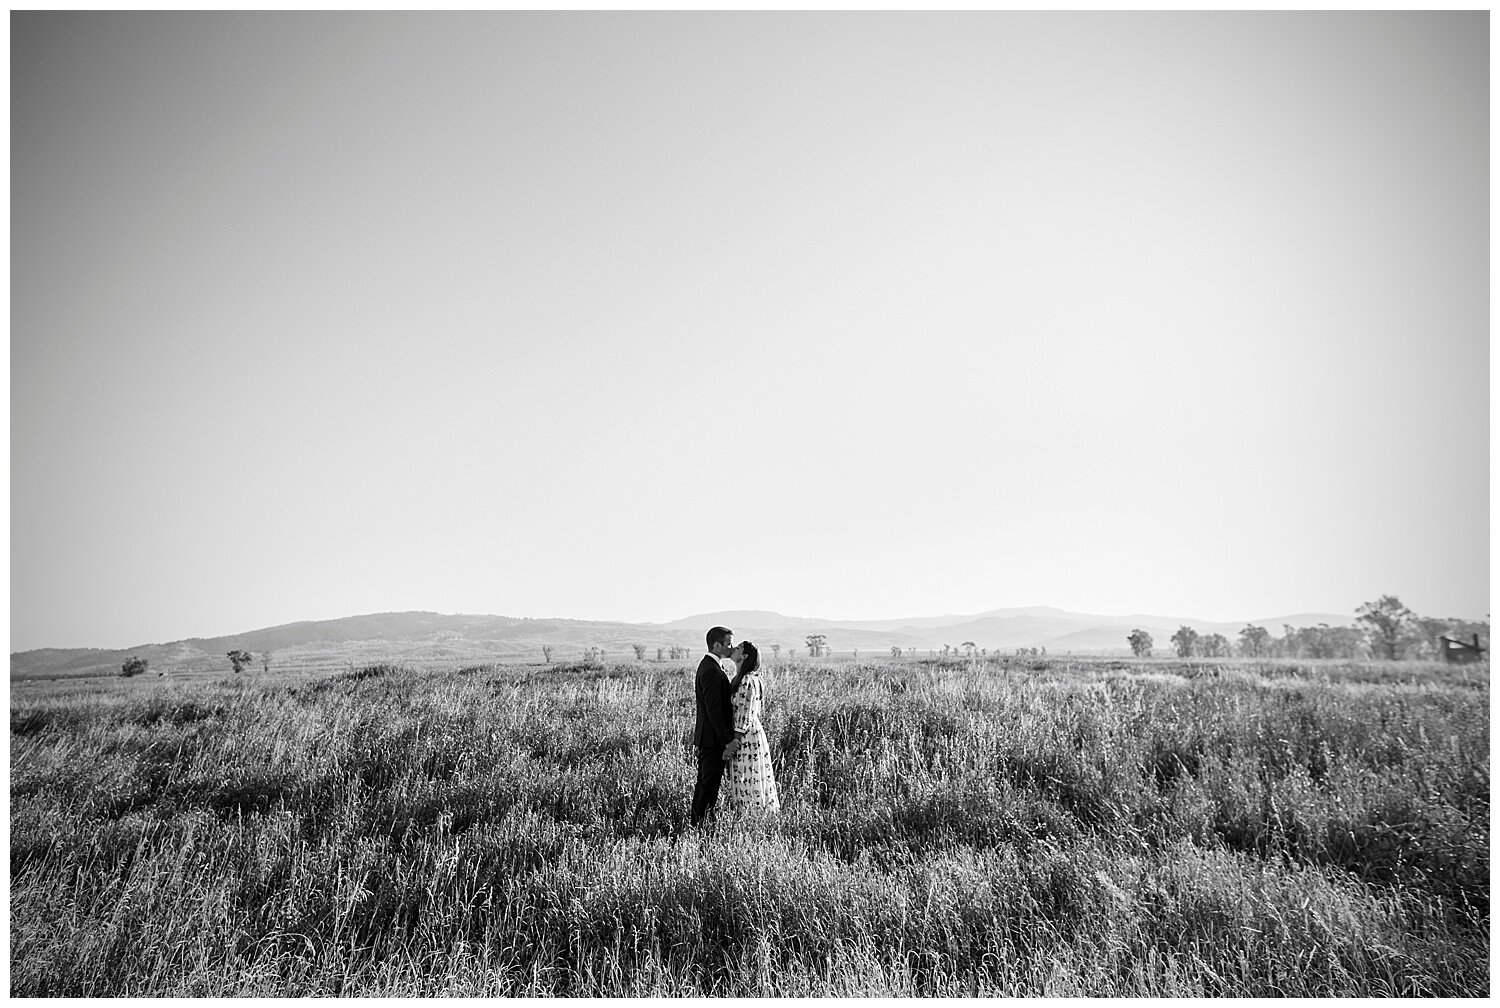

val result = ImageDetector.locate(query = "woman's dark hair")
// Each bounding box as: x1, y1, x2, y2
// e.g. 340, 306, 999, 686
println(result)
738, 641, 760, 676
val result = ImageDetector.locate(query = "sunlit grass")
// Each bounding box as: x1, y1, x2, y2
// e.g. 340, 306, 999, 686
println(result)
9, 656, 1488, 995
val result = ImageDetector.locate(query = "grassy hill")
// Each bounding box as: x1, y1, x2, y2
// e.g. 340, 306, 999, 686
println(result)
12, 606, 1363, 680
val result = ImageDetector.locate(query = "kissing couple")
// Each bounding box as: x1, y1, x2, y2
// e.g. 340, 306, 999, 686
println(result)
689, 626, 781, 827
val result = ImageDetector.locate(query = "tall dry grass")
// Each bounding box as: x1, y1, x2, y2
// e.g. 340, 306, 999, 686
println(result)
8, 656, 1488, 995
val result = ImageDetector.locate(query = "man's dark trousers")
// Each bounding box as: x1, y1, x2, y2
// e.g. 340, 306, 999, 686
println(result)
690, 746, 726, 827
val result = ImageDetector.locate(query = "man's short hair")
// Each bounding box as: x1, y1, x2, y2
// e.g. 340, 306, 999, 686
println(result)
706, 626, 732, 651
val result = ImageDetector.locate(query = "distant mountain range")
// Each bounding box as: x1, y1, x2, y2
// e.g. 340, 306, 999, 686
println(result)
10, 606, 1359, 680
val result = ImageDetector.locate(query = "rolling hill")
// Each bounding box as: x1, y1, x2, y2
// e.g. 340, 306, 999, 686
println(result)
10, 606, 1360, 680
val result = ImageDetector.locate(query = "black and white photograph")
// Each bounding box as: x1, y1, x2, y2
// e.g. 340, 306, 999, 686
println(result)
8, 9, 1490, 997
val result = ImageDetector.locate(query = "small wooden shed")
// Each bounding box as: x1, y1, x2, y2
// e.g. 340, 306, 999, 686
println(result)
1439, 634, 1487, 664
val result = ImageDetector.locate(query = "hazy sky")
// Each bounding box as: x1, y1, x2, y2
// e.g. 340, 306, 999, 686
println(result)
10, 11, 1490, 651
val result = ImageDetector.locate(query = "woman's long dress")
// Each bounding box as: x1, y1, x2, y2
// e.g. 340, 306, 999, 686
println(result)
725, 673, 780, 812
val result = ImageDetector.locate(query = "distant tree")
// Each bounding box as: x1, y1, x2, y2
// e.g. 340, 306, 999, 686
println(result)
631, 644, 647, 661
805, 634, 827, 658
1200, 633, 1230, 658
262, 652, 272, 674
941, 644, 951, 657
1169, 626, 1199, 659
961, 641, 976, 658
1412, 617, 1449, 660
852, 649, 859, 659
542, 645, 554, 663
1280, 623, 1363, 660
1039, 647, 1046, 657
771, 644, 781, 661
891, 645, 902, 658
1276, 624, 1296, 658
120, 656, 148, 677
1356, 595, 1415, 660
1328, 625, 1370, 659
656, 646, 665, 661
1238, 624, 1271, 658
227, 650, 252, 674
1127, 629, 1153, 658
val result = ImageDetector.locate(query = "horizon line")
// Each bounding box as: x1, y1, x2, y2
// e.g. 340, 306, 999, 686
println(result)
14, 599, 1484, 655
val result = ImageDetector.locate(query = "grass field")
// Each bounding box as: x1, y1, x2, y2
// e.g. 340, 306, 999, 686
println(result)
8, 655, 1490, 996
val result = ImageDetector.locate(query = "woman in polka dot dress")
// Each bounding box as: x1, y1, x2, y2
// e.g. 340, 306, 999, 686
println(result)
723, 641, 780, 813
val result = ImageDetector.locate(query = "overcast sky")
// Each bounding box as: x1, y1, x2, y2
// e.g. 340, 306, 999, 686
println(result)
10, 11, 1489, 651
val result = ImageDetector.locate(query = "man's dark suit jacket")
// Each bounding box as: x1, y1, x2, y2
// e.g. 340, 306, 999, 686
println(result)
692, 653, 736, 750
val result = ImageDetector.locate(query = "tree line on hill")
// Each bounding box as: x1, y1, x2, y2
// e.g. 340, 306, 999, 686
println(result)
113, 596, 1486, 678
1125, 596, 1488, 661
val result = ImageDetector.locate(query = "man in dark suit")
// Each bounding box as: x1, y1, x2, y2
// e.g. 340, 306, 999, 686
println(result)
690, 625, 744, 827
